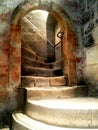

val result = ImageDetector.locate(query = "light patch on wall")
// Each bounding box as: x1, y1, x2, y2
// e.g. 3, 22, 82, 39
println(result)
24, 9, 49, 40
41, 10, 48, 19
31, 10, 48, 19
0, 22, 7, 34
86, 45, 98, 65
93, 26, 98, 45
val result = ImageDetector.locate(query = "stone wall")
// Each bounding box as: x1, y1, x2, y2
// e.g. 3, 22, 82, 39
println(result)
0, 0, 24, 127
77, 0, 98, 96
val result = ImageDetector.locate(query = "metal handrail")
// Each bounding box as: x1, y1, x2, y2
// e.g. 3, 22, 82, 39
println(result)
24, 17, 55, 47
23, 17, 62, 49
55, 41, 62, 47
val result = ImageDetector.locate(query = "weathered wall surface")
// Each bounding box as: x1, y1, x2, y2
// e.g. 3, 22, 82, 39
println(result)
0, 0, 24, 127
78, 1, 98, 96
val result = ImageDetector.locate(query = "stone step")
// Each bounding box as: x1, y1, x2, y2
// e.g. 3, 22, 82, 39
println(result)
22, 56, 51, 69
22, 66, 63, 77
22, 57, 63, 69
22, 47, 46, 62
50, 59, 63, 69
25, 97, 98, 128
22, 40, 33, 51
21, 76, 67, 87
12, 112, 98, 130
25, 86, 87, 99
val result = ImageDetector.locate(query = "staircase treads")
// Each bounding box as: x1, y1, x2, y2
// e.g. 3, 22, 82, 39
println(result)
22, 40, 33, 51
12, 112, 98, 130
22, 57, 51, 69
25, 86, 87, 99
21, 76, 66, 87
21, 66, 63, 77
22, 47, 45, 62
50, 59, 63, 69
25, 97, 98, 128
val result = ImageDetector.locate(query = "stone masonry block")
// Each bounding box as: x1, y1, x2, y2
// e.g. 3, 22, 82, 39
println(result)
84, 23, 94, 35
93, 26, 98, 45
87, 0, 96, 9
86, 45, 98, 65
80, 9, 95, 25
78, 2, 86, 14
83, 34, 94, 47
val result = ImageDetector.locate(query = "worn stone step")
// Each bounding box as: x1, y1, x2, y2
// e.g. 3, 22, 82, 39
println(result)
50, 59, 63, 69
22, 66, 63, 77
25, 97, 98, 128
22, 56, 51, 69
22, 57, 63, 69
25, 86, 87, 99
21, 76, 67, 87
12, 112, 98, 130
22, 40, 33, 51
22, 47, 46, 62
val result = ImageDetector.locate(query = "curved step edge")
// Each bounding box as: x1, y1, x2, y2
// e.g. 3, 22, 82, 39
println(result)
25, 98, 98, 128
22, 56, 51, 69
22, 66, 63, 77
22, 47, 46, 62
21, 76, 67, 87
12, 112, 98, 130
25, 86, 88, 99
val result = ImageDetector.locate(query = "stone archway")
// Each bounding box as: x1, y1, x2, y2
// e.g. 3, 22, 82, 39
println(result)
10, 0, 77, 88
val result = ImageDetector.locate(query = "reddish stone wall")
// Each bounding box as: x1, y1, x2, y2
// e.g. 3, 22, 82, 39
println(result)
62, 27, 77, 86
0, 9, 11, 110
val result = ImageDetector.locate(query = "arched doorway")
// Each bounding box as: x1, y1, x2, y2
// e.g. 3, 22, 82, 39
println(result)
10, 0, 77, 88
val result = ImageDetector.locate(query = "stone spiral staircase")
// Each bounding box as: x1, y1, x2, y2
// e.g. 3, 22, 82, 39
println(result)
11, 41, 98, 130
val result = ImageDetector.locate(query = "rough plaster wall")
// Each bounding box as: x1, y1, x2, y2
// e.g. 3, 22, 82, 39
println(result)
84, 25, 98, 96
79, 1, 98, 96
